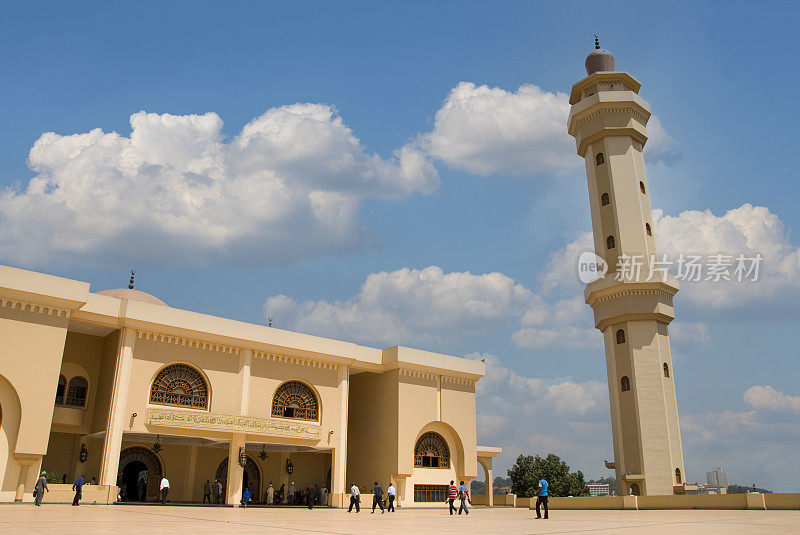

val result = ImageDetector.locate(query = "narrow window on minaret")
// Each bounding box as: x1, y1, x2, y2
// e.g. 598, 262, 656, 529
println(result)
663, 363, 670, 378
606, 235, 615, 249
596, 153, 605, 166
646, 223, 652, 236
620, 376, 631, 391
639, 181, 646, 194
616, 329, 626, 344
675, 468, 682, 484
601, 193, 610, 206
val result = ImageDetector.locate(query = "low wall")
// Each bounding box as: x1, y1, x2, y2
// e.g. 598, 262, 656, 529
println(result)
36, 484, 117, 505
471, 494, 488, 505
515, 497, 532, 508
533, 493, 797, 511
493, 493, 516, 506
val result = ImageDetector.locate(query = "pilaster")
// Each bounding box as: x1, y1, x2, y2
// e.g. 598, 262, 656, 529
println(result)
99, 328, 135, 486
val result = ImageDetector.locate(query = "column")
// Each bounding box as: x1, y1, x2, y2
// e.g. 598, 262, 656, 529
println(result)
330, 365, 349, 507
226, 433, 245, 506
99, 329, 136, 486
182, 446, 198, 502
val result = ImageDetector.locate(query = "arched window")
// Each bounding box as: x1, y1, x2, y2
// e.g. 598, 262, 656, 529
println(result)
65, 377, 88, 407
596, 153, 605, 166
645, 223, 652, 236
630, 483, 640, 496
601, 193, 610, 206
150, 364, 208, 409
271, 381, 319, 421
675, 468, 682, 484
414, 432, 450, 468
55, 374, 66, 405
663, 363, 670, 378
606, 235, 615, 249
639, 181, 646, 194
621, 376, 631, 392
616, 329, 626, 344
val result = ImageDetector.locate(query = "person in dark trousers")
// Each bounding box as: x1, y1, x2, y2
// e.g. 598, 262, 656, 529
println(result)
34, 471, 49, 506
371, 481, 384, 513
159, 476, 170, 503
535, 477, 549, 519
203, 480, 211, 504
458, 480, 470, 515
242, 487, 251, 508
72, 474, 84, 506
348, 482, 360, 512
387, 482, 395, 512
446, 480, 458, 515
307, 485, 315, 509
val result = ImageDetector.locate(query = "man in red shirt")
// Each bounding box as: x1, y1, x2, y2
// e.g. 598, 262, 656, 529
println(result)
446, 480, 458, 515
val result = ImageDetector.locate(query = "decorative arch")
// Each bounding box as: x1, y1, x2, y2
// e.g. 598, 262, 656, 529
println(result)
216, 456, 261, 497
412, 421, 464, 476
149, 363, 209, 409
118, 446, 163, 501
0, 373, 22, 491
65, 376, 88, 407
621, 376, 631, 392
271, 380, 319, 421
414, 432, 450, 468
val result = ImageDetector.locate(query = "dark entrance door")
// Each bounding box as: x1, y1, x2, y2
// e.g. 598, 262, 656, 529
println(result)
121, 461, 148, 501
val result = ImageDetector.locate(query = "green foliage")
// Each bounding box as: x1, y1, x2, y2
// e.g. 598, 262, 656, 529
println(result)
44, 472, 64, 484
727, 484, 772, 494
587, 476, 616, 486
470, 480, 485, 494
507, 453, 590, 498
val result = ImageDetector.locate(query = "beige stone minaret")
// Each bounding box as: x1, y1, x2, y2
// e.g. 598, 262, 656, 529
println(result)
567, 40, 687, 496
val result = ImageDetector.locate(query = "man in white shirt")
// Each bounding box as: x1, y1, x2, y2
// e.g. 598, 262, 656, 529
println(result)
387, 482, 396, 512
348, 482, 360, 513
159, 476, 170, 504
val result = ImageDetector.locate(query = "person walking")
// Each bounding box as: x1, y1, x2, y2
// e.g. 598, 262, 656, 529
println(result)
387, 482, 396, 512
458, 480, 470, 515
535, 477, 549, 519
266, 482, 275, 505
34, 471, 49, 506
159, 476, 170, 504
320, 484, 328, 506
242, 487, 251, 508
72, 474, 84, 506
371, 481, 384, 513
307, 485, 315, 509
203, 480, 212, 504
446, 480, 458, 515
348, 482, 360, 513
288, 482, 296, 505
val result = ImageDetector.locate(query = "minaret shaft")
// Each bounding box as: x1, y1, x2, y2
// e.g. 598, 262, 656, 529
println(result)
568, 62, 687, 496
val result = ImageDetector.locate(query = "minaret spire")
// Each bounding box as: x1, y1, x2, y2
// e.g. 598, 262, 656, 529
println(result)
128, 269, 135, 290
594, 34, 600, 49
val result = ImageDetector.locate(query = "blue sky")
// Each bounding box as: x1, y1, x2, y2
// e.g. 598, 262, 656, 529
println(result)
2, 1, 799, 491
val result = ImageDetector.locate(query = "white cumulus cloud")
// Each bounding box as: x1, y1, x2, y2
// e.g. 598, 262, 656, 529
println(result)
0, 106, 438, 267
744, 385, 800, 412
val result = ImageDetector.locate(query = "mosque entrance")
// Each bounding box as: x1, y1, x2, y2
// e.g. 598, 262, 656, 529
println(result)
216, 457, 261, 501
118, 447, 162, 501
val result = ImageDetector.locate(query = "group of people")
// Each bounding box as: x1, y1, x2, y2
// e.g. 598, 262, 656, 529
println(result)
200, 479, 226, 504
33, 471, 95, 507
233, 481, 330, 508
347, 481, 397, 513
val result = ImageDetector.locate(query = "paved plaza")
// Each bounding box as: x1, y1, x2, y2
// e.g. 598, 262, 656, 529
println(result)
2, 504, 798, 535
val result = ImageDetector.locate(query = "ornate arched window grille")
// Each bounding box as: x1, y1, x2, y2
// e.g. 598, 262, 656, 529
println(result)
414, 432, 450, 469
55, 374, 66, 405
271, 381, 319, 421
65, 377, 88, 407
149, 364, 208, 409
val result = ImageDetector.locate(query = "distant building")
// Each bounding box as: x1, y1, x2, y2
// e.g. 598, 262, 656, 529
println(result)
707, 467, 729, 490
588, 483, 611, 497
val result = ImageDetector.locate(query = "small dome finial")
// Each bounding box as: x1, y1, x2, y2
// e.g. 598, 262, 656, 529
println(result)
594, 34, 600, 50
128, 269, 135, 290
585, 37, 615, 75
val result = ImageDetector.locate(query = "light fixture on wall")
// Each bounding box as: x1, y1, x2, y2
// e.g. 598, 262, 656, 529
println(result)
78, 444, 88, 463
238, 447, 247, 468
153, 435, 162, 453
285, 459, 294, 475
259, 445, 267, 461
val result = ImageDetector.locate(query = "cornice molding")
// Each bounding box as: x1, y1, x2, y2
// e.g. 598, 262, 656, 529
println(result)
399, 368, 477, 387
136, 330, 240, 354
593, 288, 673, 304
253, 350, 338, 370
0, 298, 70, 317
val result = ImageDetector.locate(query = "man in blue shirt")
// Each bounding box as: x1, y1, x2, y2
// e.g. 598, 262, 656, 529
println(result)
242, 487, 252, 508
458, 480, 470, 515
72, 474, 84, 506
535, 478, 549, 519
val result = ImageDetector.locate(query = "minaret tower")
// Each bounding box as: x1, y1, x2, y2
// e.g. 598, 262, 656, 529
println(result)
567, 40, 687, 496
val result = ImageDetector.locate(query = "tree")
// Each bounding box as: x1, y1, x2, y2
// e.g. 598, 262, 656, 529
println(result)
507, 453, 590, 497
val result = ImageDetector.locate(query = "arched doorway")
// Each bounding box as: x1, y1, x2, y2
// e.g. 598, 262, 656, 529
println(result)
118, 447, 162, 502
216, 457, 260, 502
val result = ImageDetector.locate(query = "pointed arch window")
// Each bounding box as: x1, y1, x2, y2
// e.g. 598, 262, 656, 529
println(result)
150, 364, 208, 409
646, 223, 652, 236
616, 329, 626, 344
272, 381, 319, 421
663, 363, 670, 378
596, 153, 605, 166
65, 377, 88, 407
414, 432, 450, 468
606, 235, 616, 249
640, 181, 646, 194
601, 193, 610, 206
621, 376, 631, 392
55, 374, 66, 405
